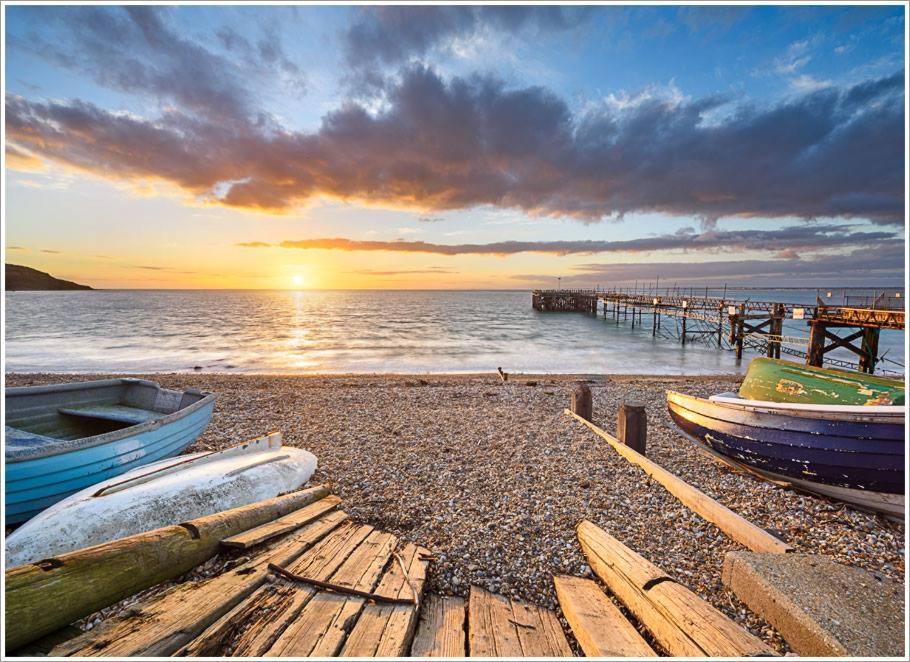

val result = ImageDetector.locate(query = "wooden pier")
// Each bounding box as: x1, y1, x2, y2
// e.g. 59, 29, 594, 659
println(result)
532, 288, 904, 373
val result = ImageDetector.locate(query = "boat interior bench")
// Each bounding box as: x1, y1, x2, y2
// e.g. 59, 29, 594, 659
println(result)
57, 405, 166, 426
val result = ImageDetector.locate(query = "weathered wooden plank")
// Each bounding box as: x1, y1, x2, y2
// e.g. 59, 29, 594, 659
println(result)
468, 586, 525, 656
52, 509, 348, 658
340, 543, 432, 657
193, 522, 374, 657
410, 595, 466, 657
5, 485, 331, 651
510, 598, 573, 657
577, 520, 774, 657
565, 409, 792, 555
554, 574, 656, 657
264, 530, 397, 657
467, 585, 498, 657
221, 495, 342, 549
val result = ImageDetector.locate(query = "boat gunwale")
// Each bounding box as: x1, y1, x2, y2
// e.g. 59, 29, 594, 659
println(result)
5, 379, 216, 463
667, 390, 905, 423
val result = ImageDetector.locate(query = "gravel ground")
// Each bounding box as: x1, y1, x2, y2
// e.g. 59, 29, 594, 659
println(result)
6, 372, 905, 654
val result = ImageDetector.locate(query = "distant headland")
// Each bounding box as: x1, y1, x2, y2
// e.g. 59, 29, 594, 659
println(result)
5, 264, 93, 291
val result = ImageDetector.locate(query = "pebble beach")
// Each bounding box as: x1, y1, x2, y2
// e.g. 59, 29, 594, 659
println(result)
6, 372, 906, 654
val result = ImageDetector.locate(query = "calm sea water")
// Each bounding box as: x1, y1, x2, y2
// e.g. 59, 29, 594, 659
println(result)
4, 290, 905, 375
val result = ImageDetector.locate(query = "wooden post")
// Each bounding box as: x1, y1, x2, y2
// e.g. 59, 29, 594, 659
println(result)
859, 328, 880, 373
652, 307, 657, 336
631, 307, 636, 329
681, 314, 687, 345
717, 305, 724, 347
617, 403, 646, 455
807, 321, 825, 367
571, 385, 593, 422
735, 304, 746, 360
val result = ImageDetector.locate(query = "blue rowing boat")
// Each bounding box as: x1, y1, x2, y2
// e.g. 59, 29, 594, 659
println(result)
666, 390, 905, 518
5, 379, 216, 525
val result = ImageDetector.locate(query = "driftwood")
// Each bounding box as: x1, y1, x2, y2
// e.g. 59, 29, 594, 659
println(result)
566, 409, 792, 554
4, 484, 330, 651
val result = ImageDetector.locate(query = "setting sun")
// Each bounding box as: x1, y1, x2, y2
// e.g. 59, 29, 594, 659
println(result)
292, 275, 304, 288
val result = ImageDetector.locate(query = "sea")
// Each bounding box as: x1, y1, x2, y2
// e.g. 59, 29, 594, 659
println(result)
3, 289, 905, 375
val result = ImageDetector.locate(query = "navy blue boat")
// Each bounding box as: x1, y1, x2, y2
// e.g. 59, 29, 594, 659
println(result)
666, 391, 905, 518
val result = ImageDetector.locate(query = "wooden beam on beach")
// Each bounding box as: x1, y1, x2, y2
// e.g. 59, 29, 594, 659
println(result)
577, 520, 775, 657
564, 409, 792, 554
340, 543, 432, 656
554, 575, 656, 657
221, 495, 341, 549
4, 484, 331, 652
177, 519, 371, 657
50, 509, 349, 657
411, 595, 467, 657
468, 586, 572, 657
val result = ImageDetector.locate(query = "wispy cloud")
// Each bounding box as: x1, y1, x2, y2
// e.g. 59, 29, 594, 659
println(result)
235, 224, 900, 257
8, 6, 304, 124
352, 267, 457, 276
789, 74, 834, 92
775, 39, 812, 74
511, 243, 905, 286
343, 6, 591, 68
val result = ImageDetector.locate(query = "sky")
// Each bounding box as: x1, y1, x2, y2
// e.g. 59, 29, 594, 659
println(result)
3, 3, 907, 289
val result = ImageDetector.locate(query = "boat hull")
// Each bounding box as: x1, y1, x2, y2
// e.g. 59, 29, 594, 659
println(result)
666, 390, 905, 516
5, 380, 215, 524
5, 433, 317, 567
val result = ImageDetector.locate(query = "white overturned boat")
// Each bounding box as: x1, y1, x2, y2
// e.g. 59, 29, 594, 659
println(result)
5, 432, 317, 568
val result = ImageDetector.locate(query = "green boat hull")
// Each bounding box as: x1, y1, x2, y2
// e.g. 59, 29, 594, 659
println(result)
739, 358, 905, 406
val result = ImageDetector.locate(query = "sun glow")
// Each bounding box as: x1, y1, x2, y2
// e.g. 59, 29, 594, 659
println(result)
292, 274, 304, 288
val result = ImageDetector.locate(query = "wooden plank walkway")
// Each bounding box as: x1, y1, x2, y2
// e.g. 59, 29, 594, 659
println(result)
411, 586, 573, 657
38, 489, 782, 658
48, 491, 578, 658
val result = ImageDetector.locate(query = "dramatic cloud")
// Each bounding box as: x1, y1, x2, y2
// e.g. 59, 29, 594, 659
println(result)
512, 243, 906, 286
344, 5, 591, 68
237, 224, 898, 257
8, 6, 304, 123
6, 65, 905, 224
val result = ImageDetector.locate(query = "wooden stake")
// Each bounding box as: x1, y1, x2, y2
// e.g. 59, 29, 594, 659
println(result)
571, 385, 593, 422
617, 403, 647, 455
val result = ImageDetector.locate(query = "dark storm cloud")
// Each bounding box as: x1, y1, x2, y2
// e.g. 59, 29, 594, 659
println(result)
9, 6, 304, 123
343, 5, 591, 67
511, 242, 906, 285
234, 224, 898, 256
6, 65, 905, 224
